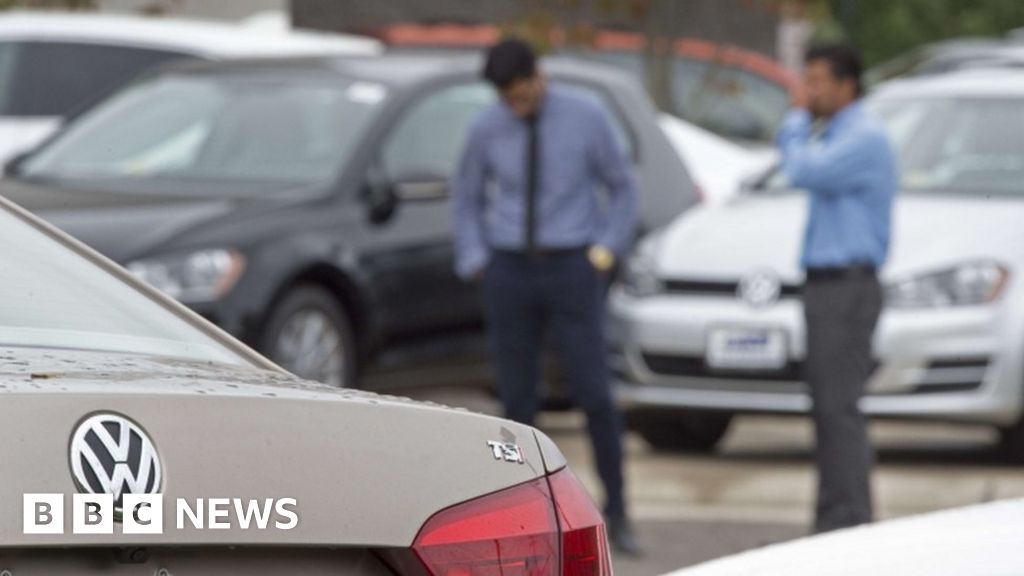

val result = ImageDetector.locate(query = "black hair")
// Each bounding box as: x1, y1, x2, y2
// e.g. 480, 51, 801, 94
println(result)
805, 43, 864, 96
483, 38, 537, 89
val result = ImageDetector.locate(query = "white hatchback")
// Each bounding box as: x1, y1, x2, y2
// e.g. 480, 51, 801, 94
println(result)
0, 11, 380, 167
611, 68, 1024, 457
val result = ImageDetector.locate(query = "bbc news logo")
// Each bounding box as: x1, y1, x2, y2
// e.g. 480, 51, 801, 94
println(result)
24, 494, 299, 535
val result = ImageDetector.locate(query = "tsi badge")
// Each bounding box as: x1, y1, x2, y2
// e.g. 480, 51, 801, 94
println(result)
487, 441, 525, 465
23, 412, 299, 535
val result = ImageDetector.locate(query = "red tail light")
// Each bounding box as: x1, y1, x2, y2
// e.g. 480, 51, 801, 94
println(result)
406, 468, 612, 576
549, 469, 612, 576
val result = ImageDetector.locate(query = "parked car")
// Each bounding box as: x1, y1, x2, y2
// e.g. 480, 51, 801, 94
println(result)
864, 38, 1006, 86
0, 192, 609, 574
668, 498, 1024, 575
610, 68, 1024, 457
375, 24, 796, 142
0, 11, 380, 166
657, 112, 777, 204
2, 53, 697, 389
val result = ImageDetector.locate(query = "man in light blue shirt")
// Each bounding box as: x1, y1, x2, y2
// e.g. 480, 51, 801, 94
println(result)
777, 43, 896, 534
452, 38, 640, 555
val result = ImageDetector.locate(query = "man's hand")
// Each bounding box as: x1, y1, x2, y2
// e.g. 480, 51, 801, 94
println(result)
588, 245, 616, 273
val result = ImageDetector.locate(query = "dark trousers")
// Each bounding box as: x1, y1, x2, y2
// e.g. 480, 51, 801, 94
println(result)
803, 269, 882, 533
482, 249, 625, 518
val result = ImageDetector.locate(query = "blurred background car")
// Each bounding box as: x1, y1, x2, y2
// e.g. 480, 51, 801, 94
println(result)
611, 68, 1024, 457
0, 11, 380, 166
374, 24, 797, 143
0, 192, 611, 575
2, 52, 696, 389
657, 113, 777, 205
864, 32, 1024, 87
864, 37, 1007, 85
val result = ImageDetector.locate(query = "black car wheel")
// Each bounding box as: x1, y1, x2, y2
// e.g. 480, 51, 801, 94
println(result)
261, 285, 356, 388
628, 409, 733, 453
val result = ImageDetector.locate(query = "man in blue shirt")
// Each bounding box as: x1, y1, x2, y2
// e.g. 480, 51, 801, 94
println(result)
777, 43, 896, 533
452, 38, 640, 554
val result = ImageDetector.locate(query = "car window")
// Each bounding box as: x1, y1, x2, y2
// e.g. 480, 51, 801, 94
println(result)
381, 80, 635, 181
1, 41, 194, 117
0, 204, 256, 366
0, 42, 15, 113
673, 59, 789, 142
872, 97, 1024, 196
756, 97, 1024, 197
566, 50, 789, 142
383, 82, 494, 180
21, 74, 387, 187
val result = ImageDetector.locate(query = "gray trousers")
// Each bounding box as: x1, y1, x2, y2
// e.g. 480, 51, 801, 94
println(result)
803, 270, 882, 533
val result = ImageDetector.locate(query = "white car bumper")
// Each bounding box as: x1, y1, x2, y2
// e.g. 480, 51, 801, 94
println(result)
609, 287, 1024, 427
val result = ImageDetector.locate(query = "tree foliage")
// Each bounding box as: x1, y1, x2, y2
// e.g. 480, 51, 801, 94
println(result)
817, 0, 1024, 66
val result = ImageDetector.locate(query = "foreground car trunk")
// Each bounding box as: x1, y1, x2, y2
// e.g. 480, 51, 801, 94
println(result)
0, 347, 598, 570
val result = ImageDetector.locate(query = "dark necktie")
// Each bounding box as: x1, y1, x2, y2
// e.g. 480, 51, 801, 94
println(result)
525, 114, 540, 255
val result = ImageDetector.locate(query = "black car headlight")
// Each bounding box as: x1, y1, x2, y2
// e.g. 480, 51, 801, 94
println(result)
127, 249, 246, 304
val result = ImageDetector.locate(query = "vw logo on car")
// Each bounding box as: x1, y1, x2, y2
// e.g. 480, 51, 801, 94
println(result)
737, 269, 782, 308
69, 412, 163, 513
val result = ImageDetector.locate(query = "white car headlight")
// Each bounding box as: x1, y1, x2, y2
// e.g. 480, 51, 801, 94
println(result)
886, 261, 1009, 309
127, 249, 246, 304
621, 234, 664, 298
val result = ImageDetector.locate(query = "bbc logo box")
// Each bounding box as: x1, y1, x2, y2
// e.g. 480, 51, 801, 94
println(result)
23, 494, 163, 535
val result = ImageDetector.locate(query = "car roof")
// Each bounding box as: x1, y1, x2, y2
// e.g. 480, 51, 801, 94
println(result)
160, 51, 643, 93
873, 67, 1024, 99
0, 11, 381, 58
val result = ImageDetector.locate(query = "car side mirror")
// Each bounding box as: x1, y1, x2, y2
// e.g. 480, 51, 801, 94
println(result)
739, 159, 781, 195
738, 173, 761, 195
362, 166, 450, 225
364, 182, 399, 225
3, 151, 30, 178
362, 166, 399, 225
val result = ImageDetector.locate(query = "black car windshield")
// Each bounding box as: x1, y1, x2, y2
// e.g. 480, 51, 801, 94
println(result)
0, 202, 259, 367
21, 73, 387, 187
757, 97, 1024, 197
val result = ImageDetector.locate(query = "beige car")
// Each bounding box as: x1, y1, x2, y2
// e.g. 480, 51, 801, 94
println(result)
0, 194, 610, 575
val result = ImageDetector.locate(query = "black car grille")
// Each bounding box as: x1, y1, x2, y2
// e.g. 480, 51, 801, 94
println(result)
912, 357, 990, 394
662, 279, 802, 298
640, 353, 986, 395
642, 353, 804, 382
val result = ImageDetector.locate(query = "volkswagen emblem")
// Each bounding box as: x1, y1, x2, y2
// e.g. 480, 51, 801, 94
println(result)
69, 413, 162, 514
738, 270, 782, 308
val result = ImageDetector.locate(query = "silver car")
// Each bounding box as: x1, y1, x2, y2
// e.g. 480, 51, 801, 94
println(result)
0, 195, 610, 574
610, 68, 1024, 456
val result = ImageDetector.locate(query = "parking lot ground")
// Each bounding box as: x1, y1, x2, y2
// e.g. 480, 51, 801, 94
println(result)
396, 383, 1024, 575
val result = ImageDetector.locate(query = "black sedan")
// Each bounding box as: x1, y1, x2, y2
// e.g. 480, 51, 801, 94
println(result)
1, 53, 697, 388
